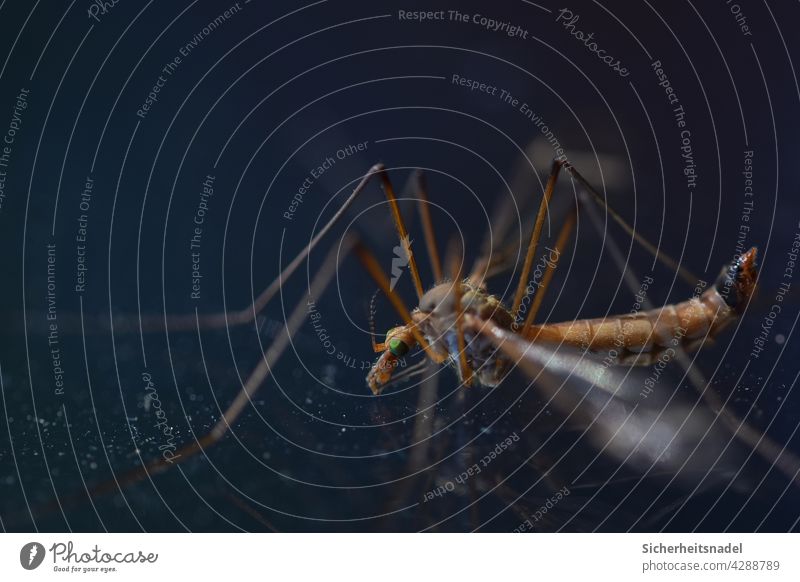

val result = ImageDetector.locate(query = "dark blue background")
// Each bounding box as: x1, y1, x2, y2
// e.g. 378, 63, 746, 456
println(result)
0, 0, 799, 532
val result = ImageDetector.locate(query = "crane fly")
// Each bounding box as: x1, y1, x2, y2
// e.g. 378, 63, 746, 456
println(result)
361, 159, 758, 397
39, 157, 799, 528
348, 159, 792, 506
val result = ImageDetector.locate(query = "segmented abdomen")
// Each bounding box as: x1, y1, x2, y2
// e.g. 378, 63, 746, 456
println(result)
528, 289, 726, 354
526, 248, 758, 364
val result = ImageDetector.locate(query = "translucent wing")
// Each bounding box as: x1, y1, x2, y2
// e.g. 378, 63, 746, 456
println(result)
473, 317, 746, 485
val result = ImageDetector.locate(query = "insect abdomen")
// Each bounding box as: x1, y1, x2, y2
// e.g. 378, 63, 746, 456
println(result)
527, 248, 758, 360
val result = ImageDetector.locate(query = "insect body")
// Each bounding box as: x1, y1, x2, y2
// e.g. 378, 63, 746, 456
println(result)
47, 160, 795, 526
368, 281, 515, 393
525, 246, 758, 365
362, 158, 762, 400
367, 248, 757, 393
353, 161, 794, 501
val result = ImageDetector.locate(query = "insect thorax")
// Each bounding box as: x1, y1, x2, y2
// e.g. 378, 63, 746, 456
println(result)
414, 282, 514, 386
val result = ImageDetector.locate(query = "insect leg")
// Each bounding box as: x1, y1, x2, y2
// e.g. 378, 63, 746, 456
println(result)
380, 361, 439, 526
414, 170, 444, 284
469, 139, 550, 282
565, 163, 699, 285
352, 240, 441, 361
129, 164, 387, 333
379, 357, 430, 387
521, 204, 577, 336
88, 235, 352, 497
511, 159, 565, 316
581, 194, 800, 486
378, 168, 425, 299
448, 241, 474, 387
367, 289, 388, 352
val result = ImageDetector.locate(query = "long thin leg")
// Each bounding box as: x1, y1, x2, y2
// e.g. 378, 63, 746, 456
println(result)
87, 235, 352, 497
126, 164, 386, 334
380, 358, 429, 386
408, 362, 439, 469
352, 240, 438, 360
368, 289, 384, 352
470, 139, 547, 280
565, 163, 699, 285
414, 170, 444, 284
521, 205, 577, 336
581, 196, 800, 488
381, 361, 439, 520
511, 159, 565, 315
226, 492, 280, 532
448, 241, 474, 386
378, 168, 426, 299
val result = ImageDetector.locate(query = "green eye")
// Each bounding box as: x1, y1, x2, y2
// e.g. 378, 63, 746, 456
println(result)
388, 337, 409, 357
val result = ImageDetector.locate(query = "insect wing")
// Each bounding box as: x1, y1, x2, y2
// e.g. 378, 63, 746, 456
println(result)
477, 319, 745, 484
